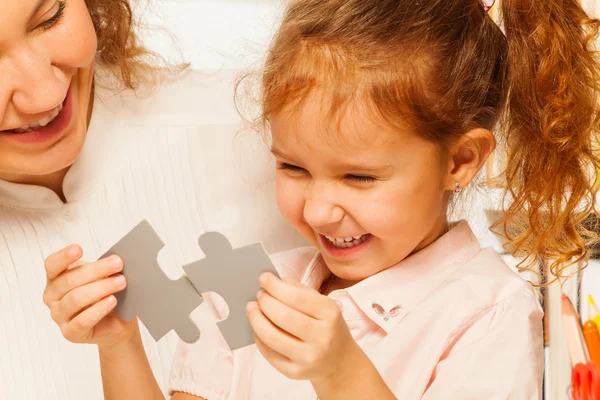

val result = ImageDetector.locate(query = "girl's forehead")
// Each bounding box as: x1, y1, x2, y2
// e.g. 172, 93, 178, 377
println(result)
270, 93, 406, 154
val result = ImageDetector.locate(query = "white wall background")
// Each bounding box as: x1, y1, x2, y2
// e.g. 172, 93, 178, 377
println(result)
137, 0, 284, 71
583, 0, 600, 16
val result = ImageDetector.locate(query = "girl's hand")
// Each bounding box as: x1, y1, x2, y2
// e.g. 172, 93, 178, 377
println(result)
247, 272, 359, 385
42, 244, 136, 348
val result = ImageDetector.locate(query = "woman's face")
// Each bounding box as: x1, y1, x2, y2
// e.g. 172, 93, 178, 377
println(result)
0, 0, 97, 182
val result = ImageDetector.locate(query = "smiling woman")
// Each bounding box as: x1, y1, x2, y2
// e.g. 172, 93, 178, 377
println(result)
0, 0, 172, 199
0, 1, 303, 399
0, 0, 97, 196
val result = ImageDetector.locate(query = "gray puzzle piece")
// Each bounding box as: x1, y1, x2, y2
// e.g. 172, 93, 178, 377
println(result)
184, 232, 280, 350
101, 220, 203, 343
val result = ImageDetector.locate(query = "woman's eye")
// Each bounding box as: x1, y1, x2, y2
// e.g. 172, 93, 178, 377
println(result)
36, 1, 66, 31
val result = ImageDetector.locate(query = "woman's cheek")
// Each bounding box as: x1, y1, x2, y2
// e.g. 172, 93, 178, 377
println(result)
47, 0, 98, 68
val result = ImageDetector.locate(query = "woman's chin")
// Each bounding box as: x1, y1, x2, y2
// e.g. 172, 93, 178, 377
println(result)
0, 130, 85, 179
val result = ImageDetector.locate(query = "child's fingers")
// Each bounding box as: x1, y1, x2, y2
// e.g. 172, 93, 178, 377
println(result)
44, 244, 82, 280
44, 256, 123, 305
247, 301, 303, 361
256, 290, 314, 341
51, 275, 126, 324
60, 295, 117, 343
259, 273, 334, 320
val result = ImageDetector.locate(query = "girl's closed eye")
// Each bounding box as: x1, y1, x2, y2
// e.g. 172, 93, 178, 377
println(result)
35, 1, 66, 32
278, 162, 308, 175
278, 162, 377, 184
344, 174, 376, 184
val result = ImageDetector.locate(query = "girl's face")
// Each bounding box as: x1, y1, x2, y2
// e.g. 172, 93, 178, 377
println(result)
0, 0, 97, 182
271, 93, 454, 283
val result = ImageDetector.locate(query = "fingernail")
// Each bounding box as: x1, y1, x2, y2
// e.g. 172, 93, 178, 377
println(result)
113, 275, 126, 287
247, 301, 257, 313
107, 296, 117, 306
256, 290, 264, 299
109, 256, 123, 270
259, 273, 268, 286
68, 245, 80, 258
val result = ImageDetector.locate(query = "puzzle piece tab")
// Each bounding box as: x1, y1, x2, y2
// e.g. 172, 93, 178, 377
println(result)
101, 220, 203, 343
184, 232, 280, 350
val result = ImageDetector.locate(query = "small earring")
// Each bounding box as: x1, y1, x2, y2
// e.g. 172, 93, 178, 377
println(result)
454, 183, 461, 193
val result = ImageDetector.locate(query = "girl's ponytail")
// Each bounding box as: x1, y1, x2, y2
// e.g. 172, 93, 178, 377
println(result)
496, 0, 600, 277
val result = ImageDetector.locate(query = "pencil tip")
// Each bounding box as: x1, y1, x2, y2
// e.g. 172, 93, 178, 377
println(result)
590, 294, 596, 305
562, 293, 568, 301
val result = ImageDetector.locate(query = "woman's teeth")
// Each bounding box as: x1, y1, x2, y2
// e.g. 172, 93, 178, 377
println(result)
10, 103, 63, 133
325, 234, 370, 248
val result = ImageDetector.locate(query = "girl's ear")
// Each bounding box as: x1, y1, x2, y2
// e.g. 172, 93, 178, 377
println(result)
444, 128, 496, 191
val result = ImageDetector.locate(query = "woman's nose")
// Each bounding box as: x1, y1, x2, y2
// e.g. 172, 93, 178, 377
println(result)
3, 47, 69, 116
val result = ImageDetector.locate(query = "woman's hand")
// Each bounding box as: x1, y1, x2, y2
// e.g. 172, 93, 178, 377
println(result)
43, 244, 136, 348
247, 273, 359, 385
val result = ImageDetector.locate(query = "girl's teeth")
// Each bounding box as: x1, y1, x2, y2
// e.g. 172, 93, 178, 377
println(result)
325, 234, 370, 248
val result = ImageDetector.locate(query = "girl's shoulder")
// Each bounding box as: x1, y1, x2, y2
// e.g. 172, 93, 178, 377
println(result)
448, 248, 541, 313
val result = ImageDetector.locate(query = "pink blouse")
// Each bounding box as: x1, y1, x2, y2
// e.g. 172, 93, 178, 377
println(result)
169, 221, 543, 399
